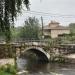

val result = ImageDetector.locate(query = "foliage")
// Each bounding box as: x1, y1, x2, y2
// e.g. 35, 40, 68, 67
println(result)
0, 71, 12, 75
0, 0, 29, 42
19, 17, 40, 40
58, 33, 75, 44
69, 23, 75, 33
11, 26, 22, 41
0, 64, 16, 75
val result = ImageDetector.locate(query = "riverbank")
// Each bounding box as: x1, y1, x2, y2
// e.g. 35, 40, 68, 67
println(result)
0, 58, 14, 66
0, 59, 16, 75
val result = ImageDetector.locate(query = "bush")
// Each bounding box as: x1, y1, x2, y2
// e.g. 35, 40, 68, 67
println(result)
0, 64, 16, 75
6, 64, 16, 74
0, 70, 12, 75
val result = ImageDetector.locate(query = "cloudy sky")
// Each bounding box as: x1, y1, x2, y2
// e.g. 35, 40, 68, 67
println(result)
15, 0, 75, 27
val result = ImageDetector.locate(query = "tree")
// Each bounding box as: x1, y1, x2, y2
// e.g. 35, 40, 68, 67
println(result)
0, 0, 29, 42
11, 26, 23, 41
20, 17, 40, 40
69, 23, 75, 34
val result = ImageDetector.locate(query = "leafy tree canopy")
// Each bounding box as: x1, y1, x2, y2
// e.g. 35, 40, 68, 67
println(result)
69, 23, 75, 34
19, 17, 40, 40
0, 0, 29, 42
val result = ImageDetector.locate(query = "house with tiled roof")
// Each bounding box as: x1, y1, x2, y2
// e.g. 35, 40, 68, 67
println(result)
43, 21, 70, 38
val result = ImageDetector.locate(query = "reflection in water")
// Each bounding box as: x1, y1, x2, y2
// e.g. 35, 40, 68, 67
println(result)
17, 57, 75, 75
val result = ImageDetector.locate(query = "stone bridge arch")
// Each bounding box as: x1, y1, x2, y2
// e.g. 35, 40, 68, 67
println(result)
22, 47, 50, 62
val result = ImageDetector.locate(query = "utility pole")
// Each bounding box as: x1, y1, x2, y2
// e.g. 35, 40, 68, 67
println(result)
41, 16, 44, 39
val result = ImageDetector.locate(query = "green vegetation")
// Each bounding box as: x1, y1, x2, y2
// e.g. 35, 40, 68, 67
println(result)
69, 23, 75, 34
11, 26, 22, 40
19, 17, 40, 40
11, 17, 41, 40
0, 0, 29, 42
0, 64, 16, 75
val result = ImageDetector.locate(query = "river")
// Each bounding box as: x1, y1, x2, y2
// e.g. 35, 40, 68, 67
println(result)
17, 57, 75, 75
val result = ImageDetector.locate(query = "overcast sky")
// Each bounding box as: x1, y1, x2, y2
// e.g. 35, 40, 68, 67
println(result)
15, 0, 75, 27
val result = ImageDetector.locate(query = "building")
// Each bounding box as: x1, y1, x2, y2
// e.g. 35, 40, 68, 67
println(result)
43, 21, 70, 38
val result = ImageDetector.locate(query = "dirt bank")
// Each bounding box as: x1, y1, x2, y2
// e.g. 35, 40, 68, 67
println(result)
0, 58, 14, 66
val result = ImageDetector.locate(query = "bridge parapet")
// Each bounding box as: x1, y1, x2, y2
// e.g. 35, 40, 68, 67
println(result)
14, 39, 49, 45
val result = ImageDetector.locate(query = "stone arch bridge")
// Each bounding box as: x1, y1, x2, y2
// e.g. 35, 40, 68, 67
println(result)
12, 41, 75, 62
1, 40, 75, 62
13, 40, 50, 62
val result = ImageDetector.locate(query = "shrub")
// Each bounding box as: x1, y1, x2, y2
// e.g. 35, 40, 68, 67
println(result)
0, 64, 16, 75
